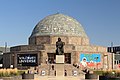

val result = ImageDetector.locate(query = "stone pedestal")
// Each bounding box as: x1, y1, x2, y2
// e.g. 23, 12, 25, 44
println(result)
56, 55, 64, 64
56, 55, 64, 76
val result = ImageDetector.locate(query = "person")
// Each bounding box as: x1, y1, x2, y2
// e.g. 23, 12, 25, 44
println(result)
49, 59, 51, 64
52, 65, 54, 70
54, 70, 56, 76
54, 59, 56, 63
45, 58, 48, 64
82, 68, 89, 74
64, 70, 67, 76
77, 65, 79, 69
56, 38, 65, 55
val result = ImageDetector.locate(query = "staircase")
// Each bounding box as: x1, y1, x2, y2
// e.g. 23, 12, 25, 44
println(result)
36, 63, 85, 76
64, 64, 85, 76
55, 64, 64, 76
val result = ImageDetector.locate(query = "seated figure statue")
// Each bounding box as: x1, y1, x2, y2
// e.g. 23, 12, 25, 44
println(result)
56, 38, 65, 55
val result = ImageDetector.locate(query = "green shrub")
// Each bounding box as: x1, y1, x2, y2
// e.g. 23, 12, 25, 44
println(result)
18, 70, 26, 75
94, 70, 104, 76
94, 70, 120, 77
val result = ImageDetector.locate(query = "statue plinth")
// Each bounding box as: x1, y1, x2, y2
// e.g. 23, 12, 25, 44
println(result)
56, 55, 64, 64
56, 55, 64, 76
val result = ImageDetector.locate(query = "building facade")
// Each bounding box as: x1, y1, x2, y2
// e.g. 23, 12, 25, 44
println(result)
108, 46, 120, 69
0, 47, 10, 68
3, 13, 113, 73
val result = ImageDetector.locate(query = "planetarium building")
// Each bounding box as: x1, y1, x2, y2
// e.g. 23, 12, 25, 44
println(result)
3, 13, 113, 75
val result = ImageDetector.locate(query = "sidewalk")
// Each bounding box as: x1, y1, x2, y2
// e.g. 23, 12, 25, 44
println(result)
34, 75, 85, 80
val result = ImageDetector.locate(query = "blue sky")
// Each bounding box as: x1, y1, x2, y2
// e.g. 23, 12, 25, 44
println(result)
0, 0, 120, 47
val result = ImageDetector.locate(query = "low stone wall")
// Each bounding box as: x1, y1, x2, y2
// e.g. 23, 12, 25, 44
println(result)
99, 76, 120, 80
85, 74, 99, 80
0, 76, 22, 80
22, 74, 34, 79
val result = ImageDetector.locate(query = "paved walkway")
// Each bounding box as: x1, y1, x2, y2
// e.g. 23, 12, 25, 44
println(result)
34, 75, 85, 80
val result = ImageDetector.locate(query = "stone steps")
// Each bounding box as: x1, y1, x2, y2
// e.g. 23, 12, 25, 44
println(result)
56, 64, 64, 76
34, 64, 85, 76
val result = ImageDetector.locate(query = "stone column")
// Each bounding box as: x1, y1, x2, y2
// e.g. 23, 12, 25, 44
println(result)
101, 53, 104, 69
112, 53, 115, 69
41, 50, 47, 64
13, 53, 17, 68
71, 51, 78, 64
108, 53, 113, 69
103, 54, 108, 70
37, 52, 41, 65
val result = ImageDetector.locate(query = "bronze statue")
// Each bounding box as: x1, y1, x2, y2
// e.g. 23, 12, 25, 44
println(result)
56, 38, 65, 55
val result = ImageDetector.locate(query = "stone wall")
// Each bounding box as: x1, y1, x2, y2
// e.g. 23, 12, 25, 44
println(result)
108, 53, 114, 69
10, 45, 45, 52
8, 34, 110, 70
29, 35, 90, 46
76, 45, 107, 53
0, 76, 22, 80
3, 53, 12, 68
102, 53, 114, 70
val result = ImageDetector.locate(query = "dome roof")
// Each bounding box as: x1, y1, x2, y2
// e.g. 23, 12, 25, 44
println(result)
31, 13, 88, 37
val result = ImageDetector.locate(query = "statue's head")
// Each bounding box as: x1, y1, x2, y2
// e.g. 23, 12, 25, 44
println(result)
58, 38, 61, 41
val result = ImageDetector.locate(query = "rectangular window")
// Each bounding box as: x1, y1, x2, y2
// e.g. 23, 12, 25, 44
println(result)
115, 60, 116, 64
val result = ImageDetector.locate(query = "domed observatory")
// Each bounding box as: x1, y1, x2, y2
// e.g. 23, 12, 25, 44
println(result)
4, 13, 113, 74
29, 13, 89, 45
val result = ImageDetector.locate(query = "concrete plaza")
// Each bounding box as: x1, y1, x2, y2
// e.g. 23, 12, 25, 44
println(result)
34, 75, 85, 80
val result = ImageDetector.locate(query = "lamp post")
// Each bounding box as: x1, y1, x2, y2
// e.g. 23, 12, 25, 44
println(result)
5, 42, 7, 53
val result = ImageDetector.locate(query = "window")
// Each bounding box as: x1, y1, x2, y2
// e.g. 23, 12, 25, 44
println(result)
119, 47, 120, 51
117, 60, 119, 64
115, 60, 119, 64
48, 53, 55, 64
65, 53, 71, 64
